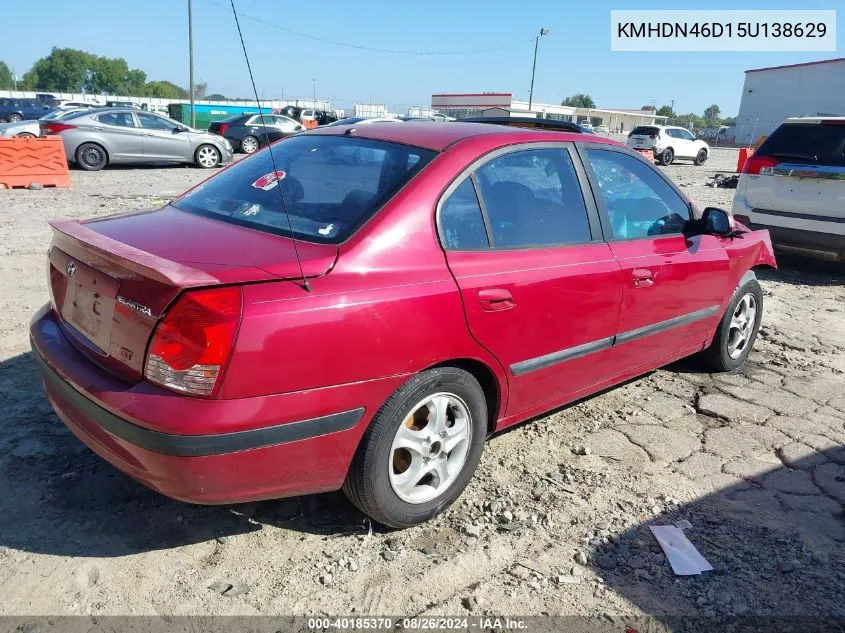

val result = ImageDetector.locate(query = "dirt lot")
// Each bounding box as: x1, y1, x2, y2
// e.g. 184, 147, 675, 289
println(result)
0, 148, 843, 619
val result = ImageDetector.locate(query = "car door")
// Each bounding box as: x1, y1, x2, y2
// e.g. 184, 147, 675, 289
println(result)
136, 112, 191, 161
668, 128, 694, 158
580, 146, 730, 370
91, 112, 144, 160
439, 143, 624, 419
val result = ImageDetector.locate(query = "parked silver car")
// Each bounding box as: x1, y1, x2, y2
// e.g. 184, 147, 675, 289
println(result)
42, 108, 233, 170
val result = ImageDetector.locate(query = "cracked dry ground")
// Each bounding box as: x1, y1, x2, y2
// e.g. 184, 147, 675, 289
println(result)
0, 152, 843, 617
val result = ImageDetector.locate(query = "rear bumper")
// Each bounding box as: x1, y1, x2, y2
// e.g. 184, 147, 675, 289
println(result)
732, 198, 845, 259
30, 305, 405, 504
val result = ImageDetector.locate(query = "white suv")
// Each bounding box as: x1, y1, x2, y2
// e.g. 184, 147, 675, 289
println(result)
627, 125, 710, 166
732, 116, 845, 261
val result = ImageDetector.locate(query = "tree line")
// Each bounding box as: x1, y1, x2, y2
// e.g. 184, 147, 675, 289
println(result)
0, 48, 229, 101
561, 93, 736, 128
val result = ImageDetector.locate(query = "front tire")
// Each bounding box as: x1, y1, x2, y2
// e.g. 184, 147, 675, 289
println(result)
8, 114, 22, 122
343, 367, 488, 528
658, 147, 674, 166
694, 148, 708, 166
701, 275, 763, 372
195, 144, 221, 168
75, 143, 108, 171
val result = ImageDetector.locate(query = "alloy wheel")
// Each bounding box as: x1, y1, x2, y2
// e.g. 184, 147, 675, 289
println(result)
389, 393, 472, 504
242, 137, 258, 154
727, 293, 757, 359
197, 146, 219, 167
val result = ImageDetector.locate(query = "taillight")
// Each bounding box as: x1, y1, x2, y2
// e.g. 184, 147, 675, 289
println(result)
217, 123, 229, 136
144, 287, 242, 397
741, 154, 778, 175
41, 123, 76, 134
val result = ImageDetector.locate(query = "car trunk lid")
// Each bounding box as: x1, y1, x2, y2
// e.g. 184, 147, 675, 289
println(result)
48, 207, 337, 382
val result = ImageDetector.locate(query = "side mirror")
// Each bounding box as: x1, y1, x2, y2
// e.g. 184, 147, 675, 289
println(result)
175, 124, 189, 132
702, 207, 732, 236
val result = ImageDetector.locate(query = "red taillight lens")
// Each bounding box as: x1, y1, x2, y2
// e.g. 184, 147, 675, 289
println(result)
41, 123, 76, 134
217, 123, 229, 135
741, 154, 778, 175
144, 287, 242, 397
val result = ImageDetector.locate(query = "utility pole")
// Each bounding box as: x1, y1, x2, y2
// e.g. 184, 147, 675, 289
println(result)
188, 0, 196, 127
528, 27, 549, 112
312, 78, 316, 108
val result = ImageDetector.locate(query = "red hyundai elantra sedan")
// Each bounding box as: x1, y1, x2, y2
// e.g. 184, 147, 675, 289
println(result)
31, 123, 776, 527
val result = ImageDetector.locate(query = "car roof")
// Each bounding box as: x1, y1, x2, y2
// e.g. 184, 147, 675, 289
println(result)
783, 116, 845, 124
307, 121, 623, 151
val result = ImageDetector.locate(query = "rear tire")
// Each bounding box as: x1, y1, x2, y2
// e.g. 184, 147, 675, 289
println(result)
75, 143, 108, 171
240, 135, 259, 154
195, 144, 221, 168
694, 149, 708, 166
658, 148, 674, 166
343, 367, 487, 528
15, 132, 35, 139
701, 275, 763, 372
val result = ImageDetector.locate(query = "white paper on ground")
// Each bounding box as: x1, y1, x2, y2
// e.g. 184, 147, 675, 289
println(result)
649, 525, 714, 575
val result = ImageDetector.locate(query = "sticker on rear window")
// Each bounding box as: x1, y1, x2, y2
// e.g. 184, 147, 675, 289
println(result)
252, 171, 286, 191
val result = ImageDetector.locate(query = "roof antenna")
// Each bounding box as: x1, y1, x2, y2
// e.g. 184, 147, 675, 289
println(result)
229, 0, 311, 292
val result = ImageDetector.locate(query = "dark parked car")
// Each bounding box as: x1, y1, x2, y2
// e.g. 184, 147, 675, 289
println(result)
208, 113, 305, 154
31, 123, 776, 529
0, 98, 53, 122
461, 116, 593, 134
278, 105, 302, 120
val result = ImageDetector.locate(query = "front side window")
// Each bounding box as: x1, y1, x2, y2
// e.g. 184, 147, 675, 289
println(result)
440, 179, 488, 250
173, 135, 435, 243
585, 149, 690, 240
137, 113, 178, 131
473, 148, 592, 248
96, 112, 136, 127
680, 129, 695, 141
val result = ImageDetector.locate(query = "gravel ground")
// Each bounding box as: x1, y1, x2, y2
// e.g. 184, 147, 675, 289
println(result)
0, 148, 844, 619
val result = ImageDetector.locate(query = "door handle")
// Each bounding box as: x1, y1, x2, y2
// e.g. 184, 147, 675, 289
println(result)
142, 132, 154, 136
478, 288, 515, 311
632, 268, 655, 288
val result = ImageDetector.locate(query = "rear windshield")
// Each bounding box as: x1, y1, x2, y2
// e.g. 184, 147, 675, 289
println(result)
757, 122, 845, 167
173, 135, 436, 243
631, 126, 659, 136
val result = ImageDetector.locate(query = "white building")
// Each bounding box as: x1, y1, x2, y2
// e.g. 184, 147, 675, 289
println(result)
734, 57, 845, 145
430, 93, 663, 132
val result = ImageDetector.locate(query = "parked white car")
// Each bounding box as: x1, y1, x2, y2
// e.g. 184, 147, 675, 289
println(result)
594, 124, 609, 134
627, 125, 710, 166
731, 116, 845, 261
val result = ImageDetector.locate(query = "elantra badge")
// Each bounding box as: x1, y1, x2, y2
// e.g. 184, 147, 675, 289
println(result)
117, 296, 153, 318
66, 261, 77, 277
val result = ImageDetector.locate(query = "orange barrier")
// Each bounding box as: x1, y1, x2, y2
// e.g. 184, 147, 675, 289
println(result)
736, 147, 752, 173
0, 136, 70, 189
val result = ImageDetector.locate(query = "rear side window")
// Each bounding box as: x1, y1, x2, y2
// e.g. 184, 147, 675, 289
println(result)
474, 148, 592, 248
631, 126, 659, 136
173, 135, 435, 243
440, 179, 489, 250
757, 123, 845, 167
96, 112, 136, 127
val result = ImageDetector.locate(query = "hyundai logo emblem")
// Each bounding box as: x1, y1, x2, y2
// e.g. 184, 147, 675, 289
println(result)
66, 261, 77, 277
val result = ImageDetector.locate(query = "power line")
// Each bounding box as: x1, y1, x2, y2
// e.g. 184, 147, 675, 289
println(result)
202, 0, 534, 55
